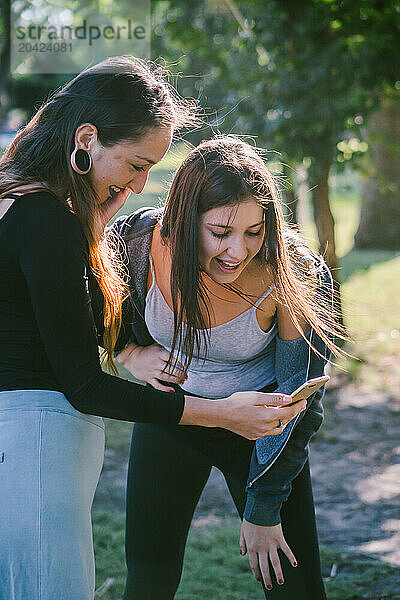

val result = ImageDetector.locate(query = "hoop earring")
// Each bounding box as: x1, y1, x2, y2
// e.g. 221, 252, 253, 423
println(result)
70, 147, 92, 175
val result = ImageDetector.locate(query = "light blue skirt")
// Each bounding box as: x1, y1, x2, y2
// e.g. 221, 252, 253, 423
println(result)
0, 389, 105, 600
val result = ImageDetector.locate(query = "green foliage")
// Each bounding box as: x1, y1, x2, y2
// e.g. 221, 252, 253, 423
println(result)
3, 0, 399, 176
153, 0, 400, 179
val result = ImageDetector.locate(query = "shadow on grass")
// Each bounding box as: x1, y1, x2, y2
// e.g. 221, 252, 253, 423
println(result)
309, 387, 400, 573
92, 511, 400, 600
339, 248, 400, 283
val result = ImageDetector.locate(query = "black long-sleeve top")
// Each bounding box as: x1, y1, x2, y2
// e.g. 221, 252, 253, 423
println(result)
0, 191, 184, 424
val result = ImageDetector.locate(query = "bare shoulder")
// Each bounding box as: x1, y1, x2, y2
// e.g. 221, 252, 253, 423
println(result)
276, 301, 309, 340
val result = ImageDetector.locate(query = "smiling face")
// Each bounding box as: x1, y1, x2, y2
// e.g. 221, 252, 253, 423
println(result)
75, 124, 173, 202
198, 197, 265, 284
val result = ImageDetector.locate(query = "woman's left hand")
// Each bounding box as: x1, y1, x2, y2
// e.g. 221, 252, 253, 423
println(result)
240, 519, 298, 590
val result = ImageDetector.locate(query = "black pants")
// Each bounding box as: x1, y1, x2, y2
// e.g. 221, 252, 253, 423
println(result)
123, 421, 327, 600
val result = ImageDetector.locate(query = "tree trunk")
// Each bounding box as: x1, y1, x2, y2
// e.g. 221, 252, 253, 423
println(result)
311, 163, 338, 275
354, 96, 400, 249
310, 162, 343, 326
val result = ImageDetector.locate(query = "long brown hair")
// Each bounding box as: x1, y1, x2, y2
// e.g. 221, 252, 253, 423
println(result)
0, 56, 197, 374
160, 135, 346, 371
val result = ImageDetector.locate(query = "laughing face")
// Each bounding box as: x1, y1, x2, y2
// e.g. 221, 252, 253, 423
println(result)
73, 123, 173, 203
198, 197, 265, 284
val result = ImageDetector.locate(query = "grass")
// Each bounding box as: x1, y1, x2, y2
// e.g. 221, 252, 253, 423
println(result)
330, 193, 400, 392
340, 252, 400, 391
93, 514, 400, 599
93, 510, 126, 599
103, 418, 133, 453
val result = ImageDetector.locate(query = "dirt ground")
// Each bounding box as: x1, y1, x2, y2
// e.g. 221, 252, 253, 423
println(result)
94, 373, 400, 568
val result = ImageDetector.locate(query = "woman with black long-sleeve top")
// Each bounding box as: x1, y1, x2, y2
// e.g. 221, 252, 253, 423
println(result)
0, 57, 305, 600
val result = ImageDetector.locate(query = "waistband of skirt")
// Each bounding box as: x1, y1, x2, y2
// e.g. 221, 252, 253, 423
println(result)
0, 389, 103, 427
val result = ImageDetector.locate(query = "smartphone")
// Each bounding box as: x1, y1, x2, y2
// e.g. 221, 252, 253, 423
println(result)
285, 375, 330, 406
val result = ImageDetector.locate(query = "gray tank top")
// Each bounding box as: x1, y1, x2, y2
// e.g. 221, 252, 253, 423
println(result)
145, 256, 277, 398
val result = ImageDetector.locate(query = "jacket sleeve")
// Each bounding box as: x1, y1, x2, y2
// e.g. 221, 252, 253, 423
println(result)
243, 260, 333, 526
244, 379, 325, 526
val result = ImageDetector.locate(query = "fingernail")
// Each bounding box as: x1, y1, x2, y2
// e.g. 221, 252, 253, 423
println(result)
293, 561, 298, 567
279, 579, 284, 585
266, 584, 272, 590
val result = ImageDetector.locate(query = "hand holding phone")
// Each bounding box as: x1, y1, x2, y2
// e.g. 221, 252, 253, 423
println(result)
286, 375, 330, 407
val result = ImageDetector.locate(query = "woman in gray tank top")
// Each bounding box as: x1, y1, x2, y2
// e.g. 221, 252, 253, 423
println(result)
115, 136, 344, 599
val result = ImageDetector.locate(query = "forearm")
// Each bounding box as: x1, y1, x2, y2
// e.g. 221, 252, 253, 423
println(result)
117, 342, 305, 437
179, 395, 221, 427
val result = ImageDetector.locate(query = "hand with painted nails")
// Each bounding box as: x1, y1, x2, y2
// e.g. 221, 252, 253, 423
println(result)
240, 519, 298, 591
116, 341, 187, 392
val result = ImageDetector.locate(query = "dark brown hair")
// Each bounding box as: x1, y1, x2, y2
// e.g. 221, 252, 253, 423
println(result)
160, 135, 345, 371
0, 56, 197, 373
